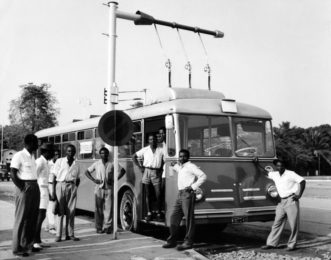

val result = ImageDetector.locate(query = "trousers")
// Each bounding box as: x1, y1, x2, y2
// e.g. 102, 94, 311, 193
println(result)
12, 182, 40, 253
266, 196, 300, 248
95, 188, 112, 232
56, 182, 77, 238
167, 190, 196, 245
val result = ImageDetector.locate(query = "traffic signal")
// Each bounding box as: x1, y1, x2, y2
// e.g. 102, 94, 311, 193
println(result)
104, 88, 107, 104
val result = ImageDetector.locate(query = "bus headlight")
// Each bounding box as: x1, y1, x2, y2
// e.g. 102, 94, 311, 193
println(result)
195, 188, 204, 202
266, 184, 278, 198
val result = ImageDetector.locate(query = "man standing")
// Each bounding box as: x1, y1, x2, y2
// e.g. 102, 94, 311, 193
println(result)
10, 134, 40, 257
163, 149, 207, 251
85, 147, 125, 234
261, 158, 306, 251
132, 134, 164, 221
53, 145, 80, 242
33, 143, 54, 249
45, 149, 60, 235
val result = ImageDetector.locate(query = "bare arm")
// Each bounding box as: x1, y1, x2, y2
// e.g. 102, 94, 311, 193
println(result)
10, 168, 24, 190
85, 169, 101, 184
294, 180, 306, 200
132, 153, 144, 173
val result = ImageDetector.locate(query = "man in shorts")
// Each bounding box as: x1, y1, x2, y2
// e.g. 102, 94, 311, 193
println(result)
132, 134, 164, 221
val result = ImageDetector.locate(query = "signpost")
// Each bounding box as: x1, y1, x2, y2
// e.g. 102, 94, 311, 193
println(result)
104, 1, 223, 240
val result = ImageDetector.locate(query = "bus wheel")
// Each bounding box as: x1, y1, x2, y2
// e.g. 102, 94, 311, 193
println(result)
119, 190, 140, 232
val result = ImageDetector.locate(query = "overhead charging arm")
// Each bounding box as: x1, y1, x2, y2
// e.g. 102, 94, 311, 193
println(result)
116, 10, 224, 38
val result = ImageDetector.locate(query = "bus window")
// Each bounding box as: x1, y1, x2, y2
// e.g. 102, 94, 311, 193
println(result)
233, 118, 274, 157
84, 129, 93, 139
180, 115, 232, 157
62, 133, 69, 142
68, 132, 76, 141
167, 128, 176, 157
78, 140, 93, 159
55, 135, 61, 143
77, 131, 84, 140
49, 136, 55, 144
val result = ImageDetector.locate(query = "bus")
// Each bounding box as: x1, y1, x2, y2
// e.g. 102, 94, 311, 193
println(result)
35, 87, 278, 232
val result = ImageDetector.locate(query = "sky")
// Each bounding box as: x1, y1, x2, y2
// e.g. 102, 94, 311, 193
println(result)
0, 0, 330, 128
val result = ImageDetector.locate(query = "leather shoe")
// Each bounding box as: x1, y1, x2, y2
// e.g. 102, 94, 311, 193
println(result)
162, 242, 177, 248
261, 245, 276, 250
96, 229, 104, 234
286, 246, 296, 251
55, 237, 61, 242
13, 252, 29, 257
177, 243, 193, 251
31, 247, 41, 252
66, 236, 80, 241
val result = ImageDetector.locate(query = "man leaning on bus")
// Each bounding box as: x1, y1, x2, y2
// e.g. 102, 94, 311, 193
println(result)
261, 158, 306, 251
132, 134, 164, 221
85, 147, 125, 234
53, 144, 80, 242
163, 149, 207, 251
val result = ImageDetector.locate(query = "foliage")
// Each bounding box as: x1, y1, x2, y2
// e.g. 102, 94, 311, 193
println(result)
0, 124, 26, 151
274, 122, 331, 175
9, 83, 59, 132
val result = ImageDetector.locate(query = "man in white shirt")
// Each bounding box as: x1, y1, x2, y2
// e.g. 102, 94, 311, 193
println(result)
132, 134, 164, 221
163, 149, 207, 251
45, 149, 60, 234
85, 147, 125, 234
33, 142, 54, 249
261, 158, 306, 251
10, 134, 39, 257
53, 144, 80, 242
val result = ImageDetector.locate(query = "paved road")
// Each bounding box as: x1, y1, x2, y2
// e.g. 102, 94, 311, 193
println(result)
0, 180, 330, 259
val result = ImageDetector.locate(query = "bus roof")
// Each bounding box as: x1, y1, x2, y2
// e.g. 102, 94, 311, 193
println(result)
35, 88, 272, 137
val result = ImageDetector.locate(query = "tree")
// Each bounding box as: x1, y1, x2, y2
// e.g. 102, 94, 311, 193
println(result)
9, 83, 59, 132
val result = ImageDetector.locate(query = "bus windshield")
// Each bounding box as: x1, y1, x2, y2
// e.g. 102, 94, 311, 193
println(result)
179, 115, 274, 158
179, 115, 233, 157
233, 117, 274, 157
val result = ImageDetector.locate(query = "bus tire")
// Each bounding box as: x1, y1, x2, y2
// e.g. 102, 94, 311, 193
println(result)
119, 190, 140, 232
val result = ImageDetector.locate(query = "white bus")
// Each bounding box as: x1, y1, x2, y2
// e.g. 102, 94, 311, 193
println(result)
35, 87, 278, 231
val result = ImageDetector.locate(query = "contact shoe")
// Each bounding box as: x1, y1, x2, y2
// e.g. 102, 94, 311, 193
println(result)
13, 251, 29, 257
162, 242, 176, 248
177, 243, 193, 251
261, 245, 276, 250
66, 236, 80, 241
33, 243, 42, 249
55, 236, 61, 242
286, 246, 296, 251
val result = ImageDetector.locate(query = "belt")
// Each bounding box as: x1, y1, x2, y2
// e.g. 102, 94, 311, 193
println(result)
59, 181, 75, 184
22, 180, 37, 183
39, 184, 48, 188
281, 193, 295, 199
144, 167, 161, 170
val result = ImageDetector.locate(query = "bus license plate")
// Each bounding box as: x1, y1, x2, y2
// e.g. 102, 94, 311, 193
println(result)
232, 217, 247, 223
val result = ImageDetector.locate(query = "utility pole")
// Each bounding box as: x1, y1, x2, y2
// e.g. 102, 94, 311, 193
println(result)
1, 124, 3, 164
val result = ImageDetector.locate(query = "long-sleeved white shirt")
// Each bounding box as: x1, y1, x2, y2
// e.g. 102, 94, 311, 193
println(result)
172, 161, 207, 191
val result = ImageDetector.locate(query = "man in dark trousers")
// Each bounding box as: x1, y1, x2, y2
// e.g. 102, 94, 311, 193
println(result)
261, 158, 306, 251
162, 149, 206, 251
10, 134, 40, 257
53, 144, 80, 242
85, 147, 125, 234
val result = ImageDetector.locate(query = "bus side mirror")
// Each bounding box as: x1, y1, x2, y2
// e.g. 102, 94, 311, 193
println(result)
165, 114, 174, 129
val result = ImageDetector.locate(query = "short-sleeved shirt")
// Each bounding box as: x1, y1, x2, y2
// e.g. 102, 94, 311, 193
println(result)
268, 170, 304, 198
10, 148, 37, 180
136, 146, 164, 168
53, 157, 80, 182
87, 160, 115, 189
173, 161, 207, 191
36, 155, 50, 187
48, 160, 56, 183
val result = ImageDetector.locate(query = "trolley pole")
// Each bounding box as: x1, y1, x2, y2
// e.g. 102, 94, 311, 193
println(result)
106, 1, 119, 240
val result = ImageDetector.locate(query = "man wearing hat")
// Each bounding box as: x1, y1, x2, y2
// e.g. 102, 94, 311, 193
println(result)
261, 158, 306, 251
33, 142, 54, 249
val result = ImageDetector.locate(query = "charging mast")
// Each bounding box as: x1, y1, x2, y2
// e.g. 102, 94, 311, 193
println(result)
105, 1, 224, 240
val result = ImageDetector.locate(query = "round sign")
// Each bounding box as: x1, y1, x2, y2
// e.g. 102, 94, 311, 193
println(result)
98, 110, 133, 146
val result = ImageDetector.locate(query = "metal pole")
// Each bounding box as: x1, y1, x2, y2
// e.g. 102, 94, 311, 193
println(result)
1, 124, 3, 164
107, 1, 119, 240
